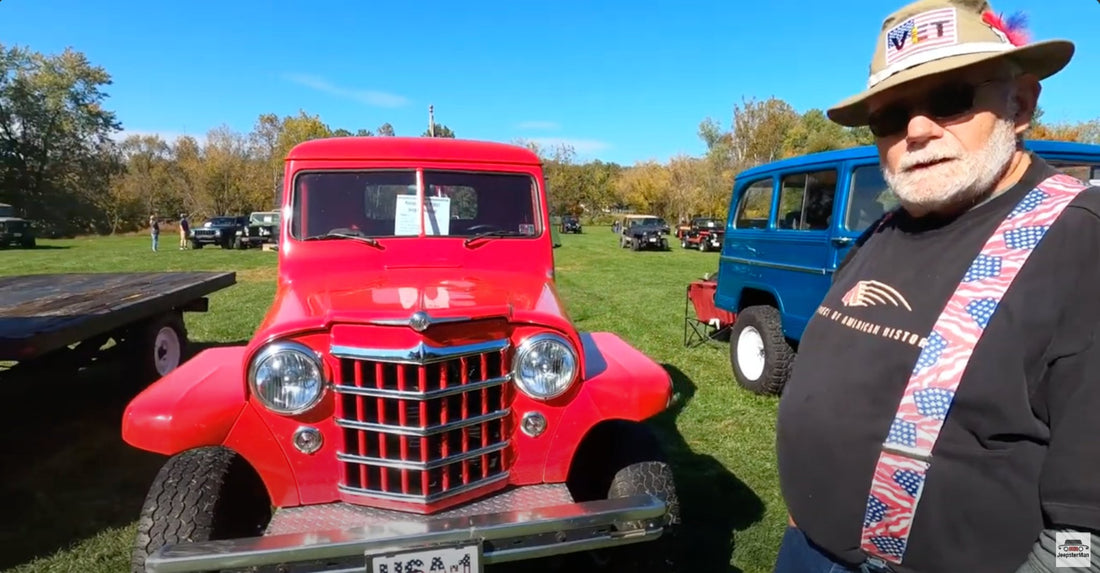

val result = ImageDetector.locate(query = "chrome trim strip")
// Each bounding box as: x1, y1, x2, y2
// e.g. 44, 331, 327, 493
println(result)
719, 254, 831, 275
369, 315, 471, 327
338, 471, 511, 504
334, 409, 510, 437
330, 338, 510, 364
332, 374, 511, 400
336, 441, 510, 471
144, 494, 669, 572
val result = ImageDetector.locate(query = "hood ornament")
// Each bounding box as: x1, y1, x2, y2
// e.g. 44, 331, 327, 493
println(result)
409, 311, 431, 332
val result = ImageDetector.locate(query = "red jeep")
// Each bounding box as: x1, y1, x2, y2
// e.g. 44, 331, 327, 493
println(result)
679, 217, 724, 252
122, 137, 681, 572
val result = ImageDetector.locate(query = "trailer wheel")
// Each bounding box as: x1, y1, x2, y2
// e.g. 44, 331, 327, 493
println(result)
123, 311, 188, 382
729, 305, 794, 396
566, 421, 682, 572
131, 446, 272, 573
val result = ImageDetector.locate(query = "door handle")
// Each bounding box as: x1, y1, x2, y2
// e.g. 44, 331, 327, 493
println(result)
831, 236, 854, 246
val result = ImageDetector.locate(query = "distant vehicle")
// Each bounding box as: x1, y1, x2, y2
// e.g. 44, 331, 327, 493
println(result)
235, 210, 280, 249
679, 217, 724, 252
190, 215, 248, 249
618, 214, 671, 251
0, 202, 35, 249
560, 214, 583, 233
714, 140, 1100, 395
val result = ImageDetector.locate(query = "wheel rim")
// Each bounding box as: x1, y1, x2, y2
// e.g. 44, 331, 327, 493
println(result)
737, 326, 766, 381
153, 326, 182, 376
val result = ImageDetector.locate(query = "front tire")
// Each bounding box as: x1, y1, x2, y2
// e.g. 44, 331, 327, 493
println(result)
131, 447, 272, 573
729, 305, 794, 395
567, 421, 682, 571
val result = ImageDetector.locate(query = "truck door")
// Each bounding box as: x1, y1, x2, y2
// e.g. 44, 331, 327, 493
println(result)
831, 162, 897, 266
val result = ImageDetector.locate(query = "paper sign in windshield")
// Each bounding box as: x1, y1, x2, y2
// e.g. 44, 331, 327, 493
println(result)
394, 195, 451, 235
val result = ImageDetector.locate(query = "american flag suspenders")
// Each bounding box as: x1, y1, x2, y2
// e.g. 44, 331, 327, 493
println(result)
859, 173, 1092, 565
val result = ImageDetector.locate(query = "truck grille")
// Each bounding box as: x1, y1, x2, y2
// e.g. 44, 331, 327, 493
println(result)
330, 339, 513, 504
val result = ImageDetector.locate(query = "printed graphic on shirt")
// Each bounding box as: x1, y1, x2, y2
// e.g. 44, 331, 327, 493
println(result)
815, 302, 929, 349
841, 280, 913, 310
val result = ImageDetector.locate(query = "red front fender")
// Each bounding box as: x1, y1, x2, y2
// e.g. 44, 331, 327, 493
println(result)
122, 346, 250, 455
531, 332, 673, 482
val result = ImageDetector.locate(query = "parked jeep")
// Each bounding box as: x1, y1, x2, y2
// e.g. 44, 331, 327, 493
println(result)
560, 214, 582, 233
680, 217, 724, 252
619, 214, 671, 251
715, 140, 1100, 396
235, 210, 280, 249
0, 203, 35, 249
123, 137, 681, 573
190, 215, 248, 249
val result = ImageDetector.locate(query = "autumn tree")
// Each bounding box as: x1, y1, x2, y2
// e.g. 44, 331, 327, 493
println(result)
0, 43, 123, 235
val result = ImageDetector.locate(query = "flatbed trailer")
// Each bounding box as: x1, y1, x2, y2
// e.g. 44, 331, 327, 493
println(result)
0, 271, 236, 382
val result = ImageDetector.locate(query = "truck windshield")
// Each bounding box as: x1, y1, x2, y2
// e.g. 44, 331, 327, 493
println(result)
0, 205, 13, 218
290, 169, 541, 240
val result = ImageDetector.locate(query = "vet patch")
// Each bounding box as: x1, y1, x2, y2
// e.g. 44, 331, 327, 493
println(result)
884, 7, 958, 66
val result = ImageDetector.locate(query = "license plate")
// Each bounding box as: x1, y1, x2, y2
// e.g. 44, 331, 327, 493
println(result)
367, 542, 482, 573
649, 237, 656, 242
12, 233, 21, 237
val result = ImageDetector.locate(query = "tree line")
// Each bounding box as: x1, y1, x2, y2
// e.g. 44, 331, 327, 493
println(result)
3, 43, 1097, 237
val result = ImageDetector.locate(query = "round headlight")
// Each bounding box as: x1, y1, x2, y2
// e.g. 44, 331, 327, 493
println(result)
248, 341, 325, 415
513, 333, 578, 400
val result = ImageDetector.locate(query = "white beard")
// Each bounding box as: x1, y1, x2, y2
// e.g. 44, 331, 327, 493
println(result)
882, 119, 1019, 215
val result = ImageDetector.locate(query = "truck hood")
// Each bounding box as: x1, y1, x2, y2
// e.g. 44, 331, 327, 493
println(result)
254, 268, 574, 342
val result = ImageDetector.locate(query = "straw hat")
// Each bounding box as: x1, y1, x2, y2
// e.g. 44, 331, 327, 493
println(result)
827, 0, 1075, 127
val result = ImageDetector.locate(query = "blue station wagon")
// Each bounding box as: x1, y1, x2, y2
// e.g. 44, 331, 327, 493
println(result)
715, 140, 1100, 395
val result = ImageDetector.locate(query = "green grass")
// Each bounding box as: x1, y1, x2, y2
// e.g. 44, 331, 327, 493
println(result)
0, 231, 787, 573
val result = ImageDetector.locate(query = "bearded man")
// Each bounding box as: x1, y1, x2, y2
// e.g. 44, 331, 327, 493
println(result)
772, 0, 1100, 572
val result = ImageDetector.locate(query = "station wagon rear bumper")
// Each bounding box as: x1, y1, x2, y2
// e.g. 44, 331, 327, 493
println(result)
142, 485, 669, 572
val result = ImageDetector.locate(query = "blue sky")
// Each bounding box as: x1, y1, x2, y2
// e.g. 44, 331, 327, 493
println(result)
2, 0, 1097, 165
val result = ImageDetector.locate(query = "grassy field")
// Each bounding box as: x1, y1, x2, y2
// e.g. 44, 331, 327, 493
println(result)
0, 229, 787, 573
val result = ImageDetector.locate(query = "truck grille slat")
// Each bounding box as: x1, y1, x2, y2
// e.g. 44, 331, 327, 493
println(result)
334, 339, 513, 504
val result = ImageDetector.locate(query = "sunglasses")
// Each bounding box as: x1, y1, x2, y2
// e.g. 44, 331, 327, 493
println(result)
867, 80, 997, 138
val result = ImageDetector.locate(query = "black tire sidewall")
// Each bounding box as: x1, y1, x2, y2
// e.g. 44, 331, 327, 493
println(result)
729, 305, 794, 395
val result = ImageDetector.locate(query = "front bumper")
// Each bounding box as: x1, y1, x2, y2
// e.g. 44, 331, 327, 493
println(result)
144, 484, 668, 572
191, 233, 224, 244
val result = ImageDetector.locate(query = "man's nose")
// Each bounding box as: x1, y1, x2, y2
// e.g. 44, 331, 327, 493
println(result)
905, 113, 945, 143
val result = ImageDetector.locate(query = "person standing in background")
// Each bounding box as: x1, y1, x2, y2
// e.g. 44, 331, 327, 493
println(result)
149, 214, 159, 252
178, 213, 190, 249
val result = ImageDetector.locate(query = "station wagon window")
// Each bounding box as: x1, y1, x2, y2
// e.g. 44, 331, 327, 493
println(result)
845, 165, 899, 231
734, 178, 774, 229
1048, 161, 1100, 184
290, 170, 539, 239
776, 170, 837, 231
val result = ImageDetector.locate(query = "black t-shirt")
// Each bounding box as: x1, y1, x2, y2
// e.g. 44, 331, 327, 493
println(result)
776, 155, 1100, 573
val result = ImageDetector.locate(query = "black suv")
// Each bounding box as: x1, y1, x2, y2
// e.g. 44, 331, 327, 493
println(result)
0, 203, 35, 249
190, 215, 248, 249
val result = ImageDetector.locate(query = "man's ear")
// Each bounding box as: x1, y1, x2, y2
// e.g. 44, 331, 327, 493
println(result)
1012, 75, 1041, 136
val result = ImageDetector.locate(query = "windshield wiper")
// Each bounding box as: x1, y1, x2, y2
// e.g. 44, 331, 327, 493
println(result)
304, 230, 384, 249
462, 230, 527, 247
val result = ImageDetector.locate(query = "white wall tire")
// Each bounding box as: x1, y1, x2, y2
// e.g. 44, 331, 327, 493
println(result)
729, 305, 794, 395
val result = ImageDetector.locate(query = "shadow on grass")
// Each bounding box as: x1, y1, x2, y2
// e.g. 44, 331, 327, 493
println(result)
5, 244, 73, 251
651, 363, 767, 573
0, 339, 249, 570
